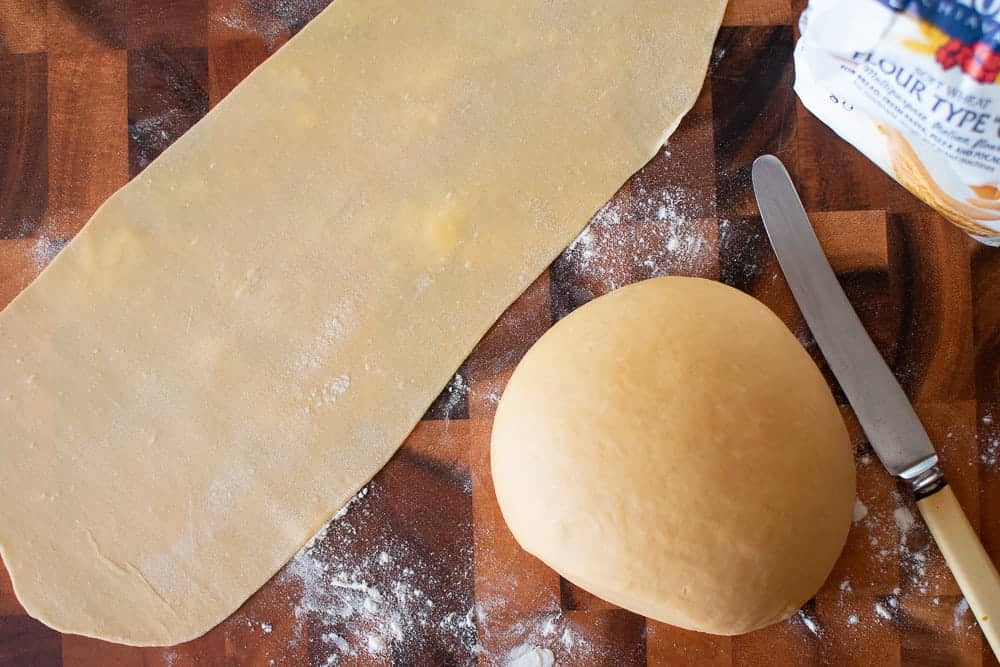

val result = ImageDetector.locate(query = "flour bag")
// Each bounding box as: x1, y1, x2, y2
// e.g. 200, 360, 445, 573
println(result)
796, 0, 1000, 243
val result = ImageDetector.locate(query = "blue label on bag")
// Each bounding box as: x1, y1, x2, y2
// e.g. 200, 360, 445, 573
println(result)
876, 0, 1000, 48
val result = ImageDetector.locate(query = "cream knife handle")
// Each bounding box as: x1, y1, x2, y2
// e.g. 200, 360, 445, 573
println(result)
917, 484, 1000, 656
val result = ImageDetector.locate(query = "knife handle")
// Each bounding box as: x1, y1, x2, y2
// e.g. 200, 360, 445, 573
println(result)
916, 483, 1000, 656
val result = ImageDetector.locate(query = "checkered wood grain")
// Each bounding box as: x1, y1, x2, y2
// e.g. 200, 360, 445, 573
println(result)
1, 0, 998, 665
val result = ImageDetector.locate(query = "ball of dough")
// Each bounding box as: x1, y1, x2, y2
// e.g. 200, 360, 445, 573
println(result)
490, 276, 855, 635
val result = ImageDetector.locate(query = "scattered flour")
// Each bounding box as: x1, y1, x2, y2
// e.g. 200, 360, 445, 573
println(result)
953, 597, 970, 629
796, 609, 820, 636
129, 110, 186, 169
331, 485, 368, 520
210, 0, 331, 48
979, 411, 998, 467
309, 373, 350, 409
267, 478, 609, 667
291, 309, 353, 375
560, 169, 712, 299
852, 498, 868, 523
213, 11, 287, 47
506, 644, 555, 667
981, 436, 999, 467
367, 634, 387, 653
437, 372, 468, 417
893, 507, 916, 544
277, 482, 480, 664
257, 483, 604, 664
31, 236, 67, 272
832, 460, 957, 634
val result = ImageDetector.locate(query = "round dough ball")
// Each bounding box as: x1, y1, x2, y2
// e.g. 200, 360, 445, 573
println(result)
491, 276, 855, 635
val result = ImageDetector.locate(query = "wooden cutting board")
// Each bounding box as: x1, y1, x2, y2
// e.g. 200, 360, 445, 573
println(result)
1, 0, 998, 665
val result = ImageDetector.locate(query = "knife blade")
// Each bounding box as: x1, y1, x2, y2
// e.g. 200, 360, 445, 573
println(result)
752, 154, 1000, 656
750, 154, 937, 483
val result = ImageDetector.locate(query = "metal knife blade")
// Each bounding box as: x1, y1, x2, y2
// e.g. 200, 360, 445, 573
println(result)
751, 154, 937, 481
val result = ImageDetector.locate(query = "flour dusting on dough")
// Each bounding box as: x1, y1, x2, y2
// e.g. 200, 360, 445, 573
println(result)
309, 373, 351, 409
291, 309, 354, 375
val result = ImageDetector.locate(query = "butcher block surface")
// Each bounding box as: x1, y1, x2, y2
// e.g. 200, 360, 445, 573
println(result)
1, 0, 999, 665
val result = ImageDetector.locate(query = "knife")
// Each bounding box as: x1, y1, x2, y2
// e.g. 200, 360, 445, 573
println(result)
752, 154, 999, 655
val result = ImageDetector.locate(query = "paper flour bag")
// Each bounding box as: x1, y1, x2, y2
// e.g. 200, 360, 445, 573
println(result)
796, 0, 1000, 244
